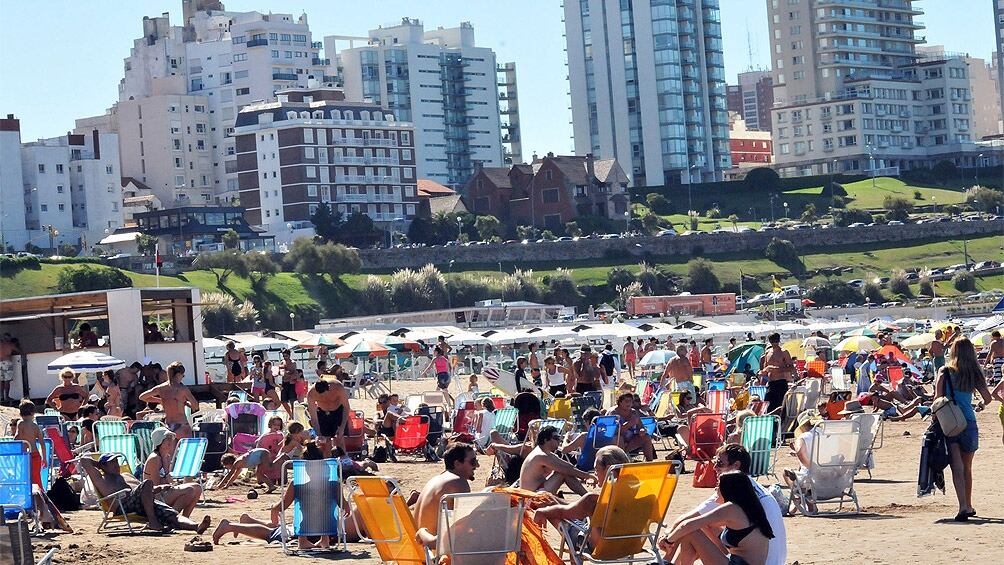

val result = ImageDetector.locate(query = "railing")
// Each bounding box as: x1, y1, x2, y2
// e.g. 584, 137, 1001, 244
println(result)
312, 58, 330, 66
247, 38, 269, 48
272, 72, 297, 80
337, 175, 401, 184
364, 138, 398, 147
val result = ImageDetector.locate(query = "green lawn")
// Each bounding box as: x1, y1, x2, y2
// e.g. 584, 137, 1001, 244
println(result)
787, 177, 967, 210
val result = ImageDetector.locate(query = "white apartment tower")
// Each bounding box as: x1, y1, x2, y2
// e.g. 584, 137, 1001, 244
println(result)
20, 130, 124, 251
330, 19, 506, 188
563, 0, 732, 188
995, 0, 1004, 131
0, 116, 28, 251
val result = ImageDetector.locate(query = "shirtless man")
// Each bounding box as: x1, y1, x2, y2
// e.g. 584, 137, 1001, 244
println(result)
759, 333, 795, 413
528, 342, 542, 387
0, 333, 20, 404
306, 373, 350, 457
278, 349, 298, 418
700, 338, 715, 375
415, 443, 477, 546
662, 345, 696, 398
142, 428, 203, 517
622, 339, 637, 379
930, 329, 946, 372
115, 362, 143, 417
79, 453, 210, 533
607, 393, 655, 461
517, 426, 593, 495
138, 361, 198, 438
14, 400, 45, 489
985, 330, 1004, 381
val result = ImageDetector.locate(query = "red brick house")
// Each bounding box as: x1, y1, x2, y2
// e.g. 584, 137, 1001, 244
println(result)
464, 153, 628, 231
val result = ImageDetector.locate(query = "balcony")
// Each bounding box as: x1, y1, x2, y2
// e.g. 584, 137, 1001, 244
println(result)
321, 75, 338, 83
272, 72, 298, 81
312, 41, 323, 49
336, 175, 401, 184
247, 38, 269, 48
312, 58, 330, 66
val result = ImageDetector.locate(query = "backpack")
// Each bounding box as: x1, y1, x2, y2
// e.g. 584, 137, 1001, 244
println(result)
47, 478, 81, 512
370, 444, 389, 464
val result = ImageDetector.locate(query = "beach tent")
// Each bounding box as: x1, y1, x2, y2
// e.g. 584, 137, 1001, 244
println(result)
727, 342, 762, 362
723, 343, 764, 376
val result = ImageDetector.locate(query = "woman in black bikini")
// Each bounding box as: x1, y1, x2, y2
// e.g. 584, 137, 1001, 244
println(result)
224, 341, 245, 384
45, 368, 89, 419
661, 471, 773, 565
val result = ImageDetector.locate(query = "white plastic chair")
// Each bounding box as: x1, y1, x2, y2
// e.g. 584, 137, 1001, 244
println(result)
792, 420, 862, 516
848, 412, 884, 478
437, 492, 523, 565
830, 367, 849, 391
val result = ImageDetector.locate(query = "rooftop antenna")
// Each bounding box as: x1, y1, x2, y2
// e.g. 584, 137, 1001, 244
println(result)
745, 21, 755, 72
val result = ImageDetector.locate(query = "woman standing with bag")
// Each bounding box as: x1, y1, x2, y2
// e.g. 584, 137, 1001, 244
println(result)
935, 338, 993, 522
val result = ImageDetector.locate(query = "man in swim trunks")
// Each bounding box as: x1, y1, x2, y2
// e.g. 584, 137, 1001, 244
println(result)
139, 361, 198, 438
0, 333, 20, 405
306, 375, 350, 457
662, 345, 696, 398
759, 333, 795, 413
278, 349, 298, 418
930, 329, 945, 372
415, 443, 476, 547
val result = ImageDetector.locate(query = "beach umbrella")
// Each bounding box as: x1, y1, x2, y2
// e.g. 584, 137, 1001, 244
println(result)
835, 335, 880, 352
724, 343, 765, 376
726, 342, 762, 362
843, 327, 877, 338
47, 351, 126, 374
333, 341, 391, 359
638, 349, 678, 367
970, 331, 996, 347
900, 333, 936, 349
801, 336, 831, 350
868, 320, 901, 333
381, 335, 423, 353
294, 333, 344, 349
782, 339, 804, 359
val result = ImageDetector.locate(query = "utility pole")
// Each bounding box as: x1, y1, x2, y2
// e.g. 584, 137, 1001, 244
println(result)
963, 236, 969, 269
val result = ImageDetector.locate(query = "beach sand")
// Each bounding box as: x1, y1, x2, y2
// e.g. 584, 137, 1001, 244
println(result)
26, 376, 1004, 564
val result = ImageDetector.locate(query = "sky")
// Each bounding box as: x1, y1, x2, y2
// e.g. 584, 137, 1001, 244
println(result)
0, 1, 997, 158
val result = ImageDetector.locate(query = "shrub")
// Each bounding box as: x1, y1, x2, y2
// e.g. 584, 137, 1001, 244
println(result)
55, 264, 132, 294
200, 292, 260, 336
913, 190, 923, 200
882, 195, 913, 222
831, 195, 847, 209
615, 281, 644, 310
606, 266, 635, 290
965, 186, 1004, 212
244, 252, 278, 290
952, 271, 976, 292
888, 271, 913, 298
745, 167, 781, 192
636, 262, 666, 295
564, 221, 583, 238
862, 281, 884, 304
800, 203, 817, 223
645, 193, 674, 215
828, 182, 847, 196
222, 229, 240, 249
832, 208, 873, 227
545, 269, 583, 305
284, 238, 360, 276
806, 280, 863, 306
706, 206, 722, 219
918, 276, 934, 298
0, 255, 41, 276
685, 259, 721, 294
359, 276, 392, 314
764, 237, 803, 274
474, 215, 503, 241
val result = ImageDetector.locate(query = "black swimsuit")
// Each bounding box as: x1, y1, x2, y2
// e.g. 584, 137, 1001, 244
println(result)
316, 406, 345, 437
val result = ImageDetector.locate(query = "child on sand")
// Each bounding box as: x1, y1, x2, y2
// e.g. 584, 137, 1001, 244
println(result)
14, 400, 45, 489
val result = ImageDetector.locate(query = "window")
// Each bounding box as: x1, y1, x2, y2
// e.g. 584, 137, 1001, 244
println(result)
58, 204, 64, 211
306, 166, 317, 178
307, 185, 318, 197
542, 188, 559, 203
401, 132, 410, 144
56, 164, 64, 174
40, 204, 48, 212
57, 185, 64, 193
37, 164, 45, 173
107, 185, 114, 192
233, 53, 247, 62
271, 50, 280, 58
402, 149, 412, 161
196, 123, 206, 133
175, 175, 185, 186
106, 165, 113, 174
236, 87, 250, 96
304, 129, 315, 143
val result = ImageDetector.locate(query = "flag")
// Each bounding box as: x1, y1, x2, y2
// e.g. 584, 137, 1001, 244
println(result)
772, 276, 782, 292
155, 243, 162, 268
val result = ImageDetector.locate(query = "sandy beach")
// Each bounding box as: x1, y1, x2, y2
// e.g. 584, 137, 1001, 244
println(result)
23, 375, 1004, 565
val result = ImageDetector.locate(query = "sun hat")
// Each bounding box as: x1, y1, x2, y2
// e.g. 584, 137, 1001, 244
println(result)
838, 400, 865, 415
796, 409, 822, 429
150, 427, 172, 451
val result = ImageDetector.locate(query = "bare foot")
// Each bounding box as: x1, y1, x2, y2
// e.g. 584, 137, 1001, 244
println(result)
212, 520, 230, 545
197, 515, 212, 535
406, 490, 420, 506
265, 482, 277, 494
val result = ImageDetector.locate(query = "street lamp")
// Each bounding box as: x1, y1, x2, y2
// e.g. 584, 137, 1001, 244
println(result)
289, 311, 295, 331
447, 260, 455, 310
688, 164, 699, 212
866, 145, 876, 189
783, 202, 789, 221
456, 217, 463, 243
624, 210, 630, 234
932, 196, 937, 216
43, 225, 59, 255
976, 153, 983, 186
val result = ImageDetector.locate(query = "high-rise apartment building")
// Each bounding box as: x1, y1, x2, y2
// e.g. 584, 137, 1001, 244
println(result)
995, 0, 1004, 132
81, 2, 331, 206
727, 70, 774, 132
233, 86, 418, 243
564, 0, 731, 188
330, 19, 507, 188
767, 0, 1000, 176
0, 116, 28, 251
497, 62, 523, 165
17, 129, 124, 251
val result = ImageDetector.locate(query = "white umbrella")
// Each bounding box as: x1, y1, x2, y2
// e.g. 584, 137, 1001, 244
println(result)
900, 333, 936, 350
638, 349, 678, 367
801, 336, 831, 350
47, 351, 126, 374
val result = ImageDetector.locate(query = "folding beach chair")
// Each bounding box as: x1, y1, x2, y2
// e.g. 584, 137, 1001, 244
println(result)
490, 396, 508, 410
806, 359, 826, 379
491, 408, 519, 443
748, 385, 768, 400
575, 415, 621, 471
42, 409, 60, 417
639, 416, 676, 454
347, 476, 429, 564
825, 390, 854, 420
99, 434, 141, 474
224, 402, 266, 454
706, 389, 730, 414
85, 453, 147, 534
421, 391, 448, 409
257, 409, 288, 435
170, 437, 207, 496
781, 386, 808, 437
558, 461, 681, 565
129, 421, 162, 460
417, 406, 445, 459
848, 412, 884, 478
572, 394, 603, 431
92, 421, 127, 452
0, 441, 38, 533
44, 428, 77, 477
653, 392, 674, 419
741, 415, 780, 480
547, 397, 572, 421
280, 458, 346, 554
405, 394, 425, 414
688, 413, 726, 462
344, 410, 368, 460
706, 379, 727, 392
791, 420, 862, 516
830, 367, 849, 391
886, 366, 905, 391
387, 415, 430, 462
452, 402, 476, 435
34, 416, 67, 447
437, 492, 523, 565
804, 378, 823, 409
527, 418, 571, 442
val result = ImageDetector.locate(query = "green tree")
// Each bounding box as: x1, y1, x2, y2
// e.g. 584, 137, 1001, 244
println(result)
931, 160, 958, 183
406, 216, 439, 245
764, 237, 804, 274
606, 266, 635, 290
310, 203, 342, 243
342, 212, 380, 247
544, 269, 583, 305
918, 276, 935, 298
685, 258, 721, 294
564, 220, 583, 238
882, 195, 914, 222
192, 250, 248, 285
541, 230, 557, 240
888, 271, 913, 298
952, 271, 976, 292
801, 203, 817, 223
474, 215, 503, 241
318, 243, 362, 276
862, 281, 884, 304
136, 234, 157, 256
56, 264, 133, 293
806, 280, 863, 306
516, 225, 537, 241
222, 229, 240, 250
645, 193, 673, 215
832, 208, 873, 227
744, 167, 780, 192
244, 252, 278, 290
641, 213, 660, 234
966, 186, 1004, 213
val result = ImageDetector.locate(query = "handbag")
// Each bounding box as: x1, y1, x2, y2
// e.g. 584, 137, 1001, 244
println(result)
692, 460, 718, 488
930, 369, 967, 437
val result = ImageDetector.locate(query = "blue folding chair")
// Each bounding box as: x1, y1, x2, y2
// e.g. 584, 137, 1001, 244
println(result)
749, 385, 768, 400
575, 415, 621, 471
0, 440, 37, 530
171, 437, 208, 498
281, 458, 346, 554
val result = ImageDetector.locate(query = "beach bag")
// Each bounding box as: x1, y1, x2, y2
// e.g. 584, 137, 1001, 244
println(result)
47, 478, 81, 512
931, 369, 967, 437
692, 460, 718, 488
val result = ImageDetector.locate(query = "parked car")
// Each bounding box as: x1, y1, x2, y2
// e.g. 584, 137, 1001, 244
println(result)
655, 229, 677, 237
974, 260, 1000, 270
847, 279, 865, 288
847, 222, 867, 228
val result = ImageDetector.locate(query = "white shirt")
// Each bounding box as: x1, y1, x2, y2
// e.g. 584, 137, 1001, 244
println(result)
546, 368, 565, 387
695, 476, 787, 565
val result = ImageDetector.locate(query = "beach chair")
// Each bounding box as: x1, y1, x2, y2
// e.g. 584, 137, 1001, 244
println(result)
547, 397, 572, 421
781, 386, 808, 437
706, 379, 727, 391
807, 359, 826, 379
417, 406, 446, 458
791, 420, 862, 516
748, 385, 768, 400
653, 392, 674, 419
347, 476, 429, 564
260, 409, 289, 435
741, 415, 780, 480
92, 421, 127, 452
280, 458, 346, 554
99, 434, 140, 474
825, 390, 854, 420
0, 441, 38, 532
224, 402, 266, 454
688, 413, 726, 462
452, 402, 476, 435
804, 378, 823, 409
129, 421, 162, 460
437, 491, 523, 565
830, 367, 849, 391
87, 453, 147, 534
421, 391, 448, 409
491, 408, 519, 443
44, 428, 77, 477
527, 418, 572, 443
344, 410, 368, 460
558, 461, 681, 565
603, 388, 618, 410
572, 394, 603, 431
34, 415, 67, 445
405, 394, 425, 414
575, 415, 621, 471
170, 437, 207, 495
387, 415, 430, 462
848, 413, 884, 478
886, 366, 905, 391
706, 389, 730, 414
42, 409, 60, 417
